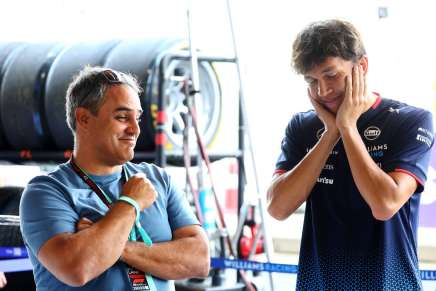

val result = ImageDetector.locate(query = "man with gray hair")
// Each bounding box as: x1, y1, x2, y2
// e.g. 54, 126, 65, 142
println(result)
20, 66, 209, 290
267, 19, 433, 290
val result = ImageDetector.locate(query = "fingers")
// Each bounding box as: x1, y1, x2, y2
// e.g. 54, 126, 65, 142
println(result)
76, 217, 93, 232
345, 72, 352, 102
78, 217, 93, 223
349, 65, 366, 103
358, 65, 365, 101
352, 65, 359, 101
122, 174, 158, 210
307, 88, 318, 108
135, 174, 158, 199
307, 88, 324, 112
363, 65, 368, 97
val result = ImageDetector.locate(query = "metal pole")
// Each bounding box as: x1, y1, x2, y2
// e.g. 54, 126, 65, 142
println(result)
185, 2, 255, 290
225, 1, 275, 290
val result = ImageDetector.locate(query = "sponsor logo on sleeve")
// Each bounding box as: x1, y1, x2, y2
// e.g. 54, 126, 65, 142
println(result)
416, 127, 433, 147
416, 134, 432, 147
418, 127, 434, 138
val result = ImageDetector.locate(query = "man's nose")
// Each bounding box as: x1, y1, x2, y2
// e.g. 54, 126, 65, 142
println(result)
128, 119, 141, 135
317, 81, 333, 97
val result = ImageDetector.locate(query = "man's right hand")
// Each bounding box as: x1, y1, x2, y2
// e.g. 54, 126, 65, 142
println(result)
121, 173, 157, 210
308, 88, 339, 138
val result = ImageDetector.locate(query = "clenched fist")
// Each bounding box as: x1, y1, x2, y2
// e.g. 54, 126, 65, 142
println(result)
121, 173, 157, 210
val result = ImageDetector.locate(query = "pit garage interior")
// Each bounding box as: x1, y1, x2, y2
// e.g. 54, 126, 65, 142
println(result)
1, 1, 436, 290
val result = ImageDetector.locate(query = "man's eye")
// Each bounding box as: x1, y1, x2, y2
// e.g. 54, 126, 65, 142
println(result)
116, 116, 128, 121
305, 78, 316, 85
308, 80, 317, 86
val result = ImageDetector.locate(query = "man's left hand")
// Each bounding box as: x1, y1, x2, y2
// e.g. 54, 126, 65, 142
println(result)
336, 65, 370, 130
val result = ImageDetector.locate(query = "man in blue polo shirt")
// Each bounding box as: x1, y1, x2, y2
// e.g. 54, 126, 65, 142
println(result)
20, 66, 210, 290
267, 19, 434, 290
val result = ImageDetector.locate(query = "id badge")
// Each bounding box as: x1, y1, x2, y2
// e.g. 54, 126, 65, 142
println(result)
127, 267, 157, 291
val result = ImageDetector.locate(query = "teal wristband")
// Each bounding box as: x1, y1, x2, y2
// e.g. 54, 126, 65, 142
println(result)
118, 195, 140, 221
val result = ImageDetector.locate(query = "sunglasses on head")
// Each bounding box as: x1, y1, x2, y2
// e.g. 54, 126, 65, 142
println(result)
79, 69, 123, 98
98, 69, 123, 84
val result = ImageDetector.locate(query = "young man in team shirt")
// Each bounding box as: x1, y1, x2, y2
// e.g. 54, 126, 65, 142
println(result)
267, 19, 434, 290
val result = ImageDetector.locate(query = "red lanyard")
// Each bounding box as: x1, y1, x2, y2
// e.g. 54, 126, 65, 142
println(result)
69, 157, 153, 246
69, 157, 126, 208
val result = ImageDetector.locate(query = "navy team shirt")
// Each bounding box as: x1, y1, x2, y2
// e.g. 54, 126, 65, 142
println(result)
275, 97, 434, 290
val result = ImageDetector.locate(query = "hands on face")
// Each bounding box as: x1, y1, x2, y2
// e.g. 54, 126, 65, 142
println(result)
310, 64, 369, 133
335, 64, 369, 130
308, 88, 338, 136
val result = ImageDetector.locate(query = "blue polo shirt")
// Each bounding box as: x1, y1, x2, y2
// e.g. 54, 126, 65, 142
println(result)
20, 161, 198, 291
275, 97, 433, 290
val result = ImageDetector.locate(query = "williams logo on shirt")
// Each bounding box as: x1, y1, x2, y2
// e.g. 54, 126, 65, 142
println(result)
364, 126, 381, 141
367, 144, 388, 158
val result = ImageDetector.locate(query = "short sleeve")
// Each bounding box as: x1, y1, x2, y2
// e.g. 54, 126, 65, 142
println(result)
383, 110, 434, 193
19, 176, 79, 256
275, 114, 309, 174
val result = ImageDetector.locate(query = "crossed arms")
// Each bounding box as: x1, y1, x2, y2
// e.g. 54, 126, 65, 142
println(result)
36, 174, 209, 287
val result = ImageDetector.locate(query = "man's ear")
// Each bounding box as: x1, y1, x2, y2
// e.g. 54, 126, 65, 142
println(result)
359, 55, 369, 75
75, 107, 92, 130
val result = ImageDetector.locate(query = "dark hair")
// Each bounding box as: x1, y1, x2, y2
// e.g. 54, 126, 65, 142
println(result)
292, 19, 366, 74
65, 66, 141, 132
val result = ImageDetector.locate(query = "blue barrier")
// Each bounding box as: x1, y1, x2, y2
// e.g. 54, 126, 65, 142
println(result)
0, 247, 28, 259
421, 270, 436, 281
212, 257, 298, 274
0, 258, 33, 272
211, 257, 436, 281
1, 250, 435, 281
0, 247, 32, 272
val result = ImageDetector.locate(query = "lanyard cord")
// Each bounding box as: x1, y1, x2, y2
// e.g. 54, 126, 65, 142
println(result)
70, 158, 115, 208
69, 157, 152, 246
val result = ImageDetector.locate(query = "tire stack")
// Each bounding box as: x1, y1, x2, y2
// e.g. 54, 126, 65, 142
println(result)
0, 38, 222, 249
0, 39, 222, 155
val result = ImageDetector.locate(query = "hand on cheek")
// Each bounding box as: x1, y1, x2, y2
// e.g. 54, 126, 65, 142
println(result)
308, 88, 338, 136
336, 65, 369, 130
